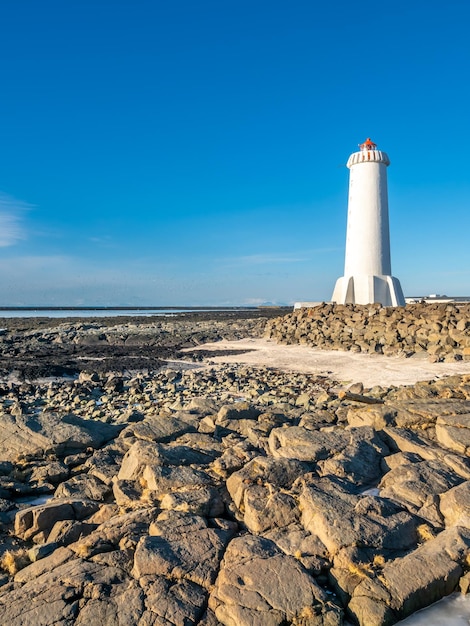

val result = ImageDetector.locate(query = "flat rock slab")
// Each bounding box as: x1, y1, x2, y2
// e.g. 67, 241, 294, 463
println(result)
119, 414, 196, 444
139, 575, 207, 625
227, 456, 310, 509
142, 464, 213, 497
118, 439, 218, 487
54, 474, 111, 501
299, 478, 418, 557
391, 400, 470, 429
210, 535, 342, 626
0, 551, 143, 626
440, 481, 470, 527
436, 413, 470, 455
14, 499, 99, 541
349, 526, 470, 625
226, 457, 310, 533
133, 512, 233, 589
381, 427, 470, 479
71, 507, 158, 557
269, 426, 349, 461
0, 412, 121, 461
269, 426, 387, 485
379, 459, 462, 512
160, 487, 225, 517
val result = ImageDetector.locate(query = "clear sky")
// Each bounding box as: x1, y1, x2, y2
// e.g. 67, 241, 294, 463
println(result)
0, 0, 469, 306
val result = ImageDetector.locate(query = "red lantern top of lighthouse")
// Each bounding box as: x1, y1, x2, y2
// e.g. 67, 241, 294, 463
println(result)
359, 138, 377, 151
347, 138, 389, 168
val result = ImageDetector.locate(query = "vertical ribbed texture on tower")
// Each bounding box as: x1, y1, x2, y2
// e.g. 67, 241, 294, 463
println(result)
331, 139, 405, 306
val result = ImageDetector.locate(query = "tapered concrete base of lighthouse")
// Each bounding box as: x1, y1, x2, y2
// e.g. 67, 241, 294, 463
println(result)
332, 274, 405, 306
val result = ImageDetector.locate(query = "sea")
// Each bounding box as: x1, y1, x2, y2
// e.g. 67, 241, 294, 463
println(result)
396, 593, 470, 625
2, 307, 470, 624
0, 307, 256, 318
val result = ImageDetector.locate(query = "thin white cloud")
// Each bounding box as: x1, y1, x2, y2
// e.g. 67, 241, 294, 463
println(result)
88, 235, 114, 246
225, 253, 306, 267
0, 255, 71, 272
0, 192, 31, 247
223, 247, 342, 268
434, 270, 470, 277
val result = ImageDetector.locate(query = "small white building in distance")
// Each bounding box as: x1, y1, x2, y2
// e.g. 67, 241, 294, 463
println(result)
331, 138, 405, 306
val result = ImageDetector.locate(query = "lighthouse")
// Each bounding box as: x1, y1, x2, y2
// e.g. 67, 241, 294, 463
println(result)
331, 138, 405, 306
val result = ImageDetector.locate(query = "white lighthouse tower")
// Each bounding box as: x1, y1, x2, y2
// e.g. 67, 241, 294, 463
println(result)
331, 138, 405, 306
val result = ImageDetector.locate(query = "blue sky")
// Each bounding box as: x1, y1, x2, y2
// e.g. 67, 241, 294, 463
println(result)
0, 0, 469, 305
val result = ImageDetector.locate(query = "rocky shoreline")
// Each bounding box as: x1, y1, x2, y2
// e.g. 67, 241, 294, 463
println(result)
0, 309, 286, 379
0, 308, 470, 625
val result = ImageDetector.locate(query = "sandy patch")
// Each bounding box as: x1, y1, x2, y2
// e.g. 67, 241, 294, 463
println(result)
187, 338, 470, 388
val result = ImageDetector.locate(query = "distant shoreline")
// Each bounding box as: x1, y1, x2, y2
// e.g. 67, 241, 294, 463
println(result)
0, 305, 265, 311
0, 307, 291, 322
